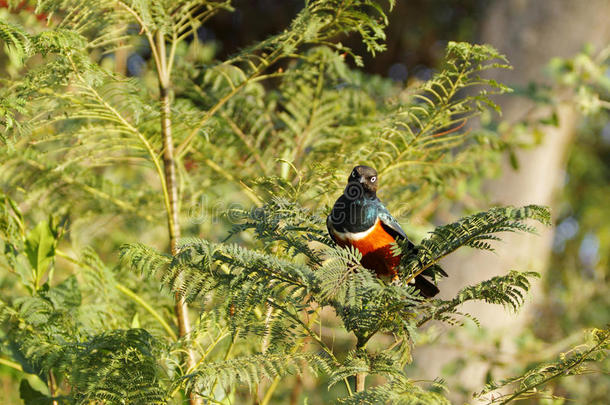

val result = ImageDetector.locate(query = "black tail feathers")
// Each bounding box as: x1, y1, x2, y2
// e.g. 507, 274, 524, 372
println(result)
414, 275, 440, 298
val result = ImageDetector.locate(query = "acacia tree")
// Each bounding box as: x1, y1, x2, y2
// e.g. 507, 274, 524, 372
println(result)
1, 1, 607, 404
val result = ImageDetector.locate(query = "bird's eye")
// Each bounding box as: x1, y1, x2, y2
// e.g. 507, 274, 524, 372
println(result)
352, 171, 358, 178
370, 176, 376, 183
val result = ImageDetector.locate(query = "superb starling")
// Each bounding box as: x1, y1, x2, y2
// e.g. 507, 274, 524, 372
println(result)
326, 165, 440, 297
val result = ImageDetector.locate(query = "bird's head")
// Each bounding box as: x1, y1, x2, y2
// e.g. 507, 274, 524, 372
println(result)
345, 165, 378, 199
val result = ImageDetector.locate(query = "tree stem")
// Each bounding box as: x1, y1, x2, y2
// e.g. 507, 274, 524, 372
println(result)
355, 372, 366, 392
48, 370, 59, 405
355, 337, 367, 393
157, 31, 200, 405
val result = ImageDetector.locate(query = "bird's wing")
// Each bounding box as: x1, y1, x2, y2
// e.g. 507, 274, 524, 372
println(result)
377, 203, 407, 241
377, 201, 444, 298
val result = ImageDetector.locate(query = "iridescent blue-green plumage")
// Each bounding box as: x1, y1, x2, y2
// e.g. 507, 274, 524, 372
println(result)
327, 193, 381, 233
327, 165, 408, 242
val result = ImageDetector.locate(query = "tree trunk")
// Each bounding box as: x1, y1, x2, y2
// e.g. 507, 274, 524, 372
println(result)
157, 31, 199, 405
414, 0, 610, 401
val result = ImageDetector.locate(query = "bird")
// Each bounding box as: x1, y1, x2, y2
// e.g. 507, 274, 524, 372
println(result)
326, 165, 441, 298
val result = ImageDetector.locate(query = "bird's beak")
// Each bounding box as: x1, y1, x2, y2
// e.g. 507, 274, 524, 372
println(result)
359, 176, 365, 183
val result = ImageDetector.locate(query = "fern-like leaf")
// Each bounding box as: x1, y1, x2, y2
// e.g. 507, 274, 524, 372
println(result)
475, 327, 610, 404
399, 205, 550, 283
417, 271, 540, 327
339, 376, 451, 405
183, 352, 330, 394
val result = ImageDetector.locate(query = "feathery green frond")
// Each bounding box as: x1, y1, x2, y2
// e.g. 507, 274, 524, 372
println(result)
368, 42, 511, 178
0, 193, 24, 270
183, 352, 329, 394
399, 205, 550, 283
226, 0, 394, 71
119, 243, 172, 279
0, 19, 32, 63
68, 329, 167, 405
475, 327, 610, 404
417, 271, 540, 327
225, 196, 330, 263
339, 376, 451, 405
317, 244, 369, 305
1, 277, 168, 403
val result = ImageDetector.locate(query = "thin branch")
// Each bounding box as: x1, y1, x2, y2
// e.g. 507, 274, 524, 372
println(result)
176, 78, 250, 156
48, 370, 59, 405
189, 329, 231, 372
114, 0, 163, 73
219, 111, 268, 173
176, 51, 287, 157
155, 28, 200, 405
115, 283, 178, 341
202, 158, 262, 205
498, 337, 609, 404
259, 304, 349, 404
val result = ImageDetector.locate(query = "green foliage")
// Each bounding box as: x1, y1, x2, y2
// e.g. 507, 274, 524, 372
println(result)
229, 0, 396, 69
1, 1, 601, 404
0, 18, 32, 62
475, 327, 610, 404
527, 46, 610, 404
367, 41, 510, 175
184, 352, 330, 394
19, 378, 54, 405
118, 198, 548, 401
1, 226, 168, 403
68, 329, 167, 405
25, 219, 60, 291
339, 377, 451, 405
399, 205, 551, 283
417, 271, 540, 328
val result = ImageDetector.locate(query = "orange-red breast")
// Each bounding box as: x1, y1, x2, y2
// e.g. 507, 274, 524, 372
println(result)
326, 165, 440, 297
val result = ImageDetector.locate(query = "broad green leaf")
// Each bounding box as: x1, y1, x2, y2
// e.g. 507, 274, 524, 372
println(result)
19, 379, 53, 405
24, 220, 58, 288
